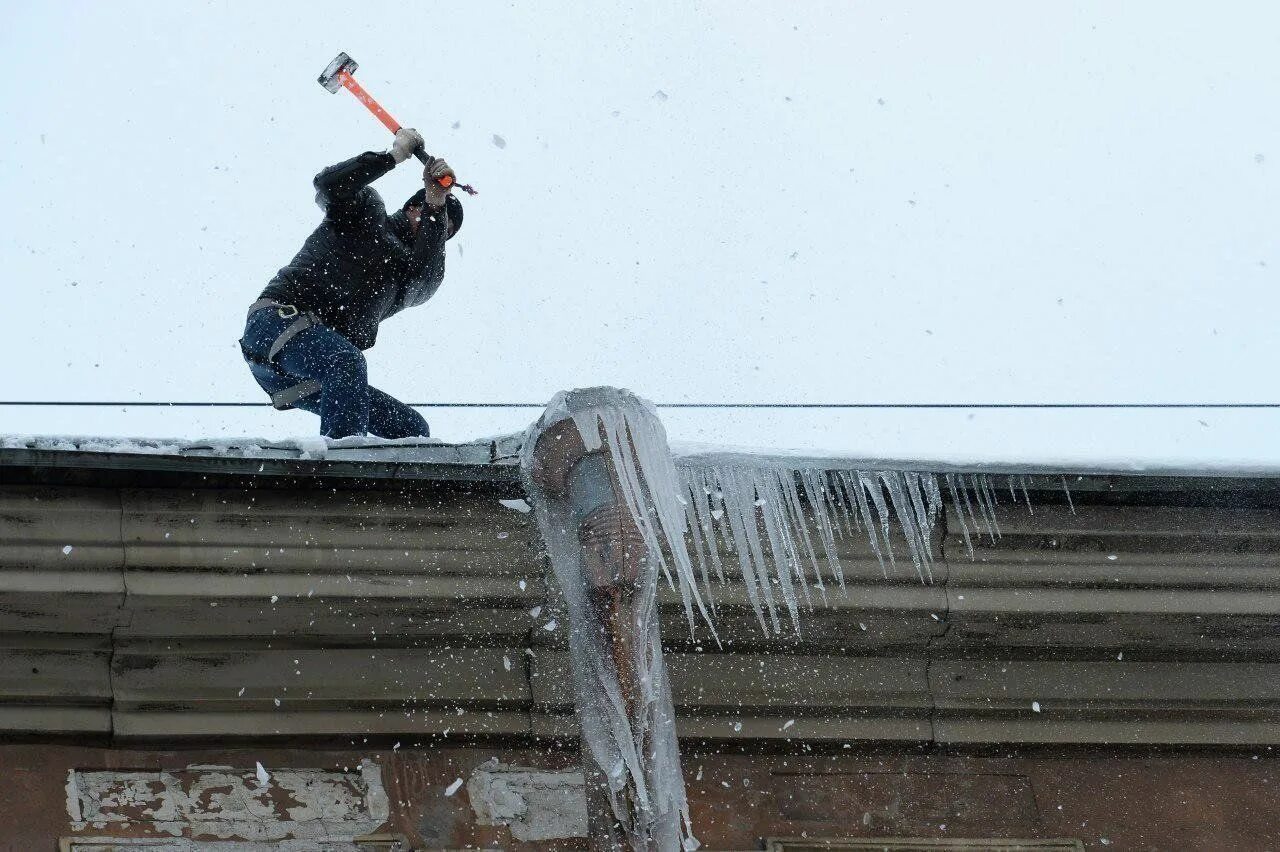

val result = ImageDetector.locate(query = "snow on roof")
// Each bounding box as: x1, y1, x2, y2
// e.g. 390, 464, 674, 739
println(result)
0, 433, 503, 462
4, 433, 1279, 480
669, 440, 1280, 478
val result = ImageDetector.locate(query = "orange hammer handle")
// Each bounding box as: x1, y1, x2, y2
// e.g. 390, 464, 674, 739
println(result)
336, 69, 462, 192
337, 70, 402, 134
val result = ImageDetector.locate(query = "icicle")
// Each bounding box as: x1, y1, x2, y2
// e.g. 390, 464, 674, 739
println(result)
821, 468, 854, 540
944, 473, 975, 559
859, 471, 898, 572
841, 470, 886, 575
956, 473, 984, 547
521, 389, 700, 850
769, 472, 815, 611
880, 472, 930, 583
967, 474, 999, 544
718, 468, 779, 634
923, 472, 944, 525
982, 475, 1003, 538
682, 479, 717, 614
752, 471, 803, 632
904, 472, 940, 578
835, 470, 868, 534
695, 476, 729, 586
775, 470, 825, 603
801, 469, 846, 590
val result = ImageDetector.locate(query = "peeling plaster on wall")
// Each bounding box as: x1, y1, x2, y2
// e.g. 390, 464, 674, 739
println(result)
361, 758, 390, 823
65, 768, 84, 823
467, 761, 587, 841
67, 763, 385, 841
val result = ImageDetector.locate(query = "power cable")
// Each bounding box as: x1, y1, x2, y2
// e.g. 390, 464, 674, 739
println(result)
1, 402, 1278, 410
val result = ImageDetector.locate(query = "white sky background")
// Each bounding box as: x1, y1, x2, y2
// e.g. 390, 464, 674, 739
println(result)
1, 1, 1278, 467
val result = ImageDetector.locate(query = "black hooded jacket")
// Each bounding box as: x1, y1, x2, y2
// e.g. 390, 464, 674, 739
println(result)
259, 151, 464, 350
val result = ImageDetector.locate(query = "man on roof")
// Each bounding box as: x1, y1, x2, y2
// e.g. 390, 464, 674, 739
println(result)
239, 128, 462, 439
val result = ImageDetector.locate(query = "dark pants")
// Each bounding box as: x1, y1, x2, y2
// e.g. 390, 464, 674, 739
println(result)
240, 307, 429, 440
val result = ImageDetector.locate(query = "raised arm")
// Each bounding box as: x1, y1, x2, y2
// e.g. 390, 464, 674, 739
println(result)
313, 129, 425, 223
313, 151, 395, 213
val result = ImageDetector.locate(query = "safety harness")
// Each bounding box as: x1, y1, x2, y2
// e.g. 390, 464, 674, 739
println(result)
244, 299, 324, 410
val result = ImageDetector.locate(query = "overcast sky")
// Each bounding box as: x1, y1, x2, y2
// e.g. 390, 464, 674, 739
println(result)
1, 1, 1277, 466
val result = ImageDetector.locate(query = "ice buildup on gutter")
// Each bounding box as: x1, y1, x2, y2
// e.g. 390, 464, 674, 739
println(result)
521, 388, 697, 851
520, 388, 1044, 850
676, 465, 1033, 635
525, 391, 1040, 642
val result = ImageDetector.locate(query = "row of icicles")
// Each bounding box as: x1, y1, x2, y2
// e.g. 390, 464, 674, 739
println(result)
555, 391, 1075, 641
664, 465, 1072, 637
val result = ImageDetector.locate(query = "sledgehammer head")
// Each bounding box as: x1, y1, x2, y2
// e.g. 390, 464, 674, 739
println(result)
318, 52, 358, 93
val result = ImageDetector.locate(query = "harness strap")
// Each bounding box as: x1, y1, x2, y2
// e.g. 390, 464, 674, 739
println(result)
267, 314, 317, 361
244, 299, 324, 411
270, 379, 323, 411
246, 299, 318, 362
246, 298, 286, 320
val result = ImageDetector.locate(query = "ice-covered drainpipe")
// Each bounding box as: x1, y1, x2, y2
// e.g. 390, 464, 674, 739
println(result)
521, 389, 696, 852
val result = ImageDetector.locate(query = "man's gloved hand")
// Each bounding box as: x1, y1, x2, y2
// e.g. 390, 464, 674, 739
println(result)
422, 156, 456, 208
389, 128, 424, 164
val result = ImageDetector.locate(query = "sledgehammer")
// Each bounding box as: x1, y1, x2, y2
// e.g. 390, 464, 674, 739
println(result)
318, 52, 477, 195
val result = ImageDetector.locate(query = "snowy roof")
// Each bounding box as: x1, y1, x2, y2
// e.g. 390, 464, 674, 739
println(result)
4, 433, 1280, 484
0, 434, 522, 485
669, 442, 1280, 479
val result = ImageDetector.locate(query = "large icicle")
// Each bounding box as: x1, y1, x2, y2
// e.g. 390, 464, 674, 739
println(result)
521, 388, 701, 852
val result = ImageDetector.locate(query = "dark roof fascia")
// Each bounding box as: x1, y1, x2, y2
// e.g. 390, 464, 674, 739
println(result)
0, 446, 524, 494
